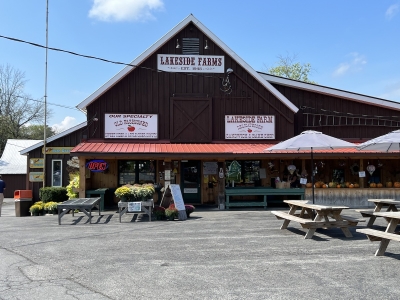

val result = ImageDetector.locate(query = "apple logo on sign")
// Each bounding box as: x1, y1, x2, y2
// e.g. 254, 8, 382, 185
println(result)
128, 126, 135, 132
247, 128, 252, 133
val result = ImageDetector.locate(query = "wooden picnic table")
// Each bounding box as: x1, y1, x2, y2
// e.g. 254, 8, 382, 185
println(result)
356, 199, 400, 227
357, 212, 400, 256
57, 198, 101, 225
271, 200, 365, 239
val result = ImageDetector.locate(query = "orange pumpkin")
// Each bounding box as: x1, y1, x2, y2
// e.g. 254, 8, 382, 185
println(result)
322, 184, 328, 188
377, 183, 383, 188
386, 182, 393, 188
315, 182, 321, 188
354, 183, 360, 188
349, 184, 354, 188
337, 184, 341, 188
370, 183, 377, 188
394, 182, 400, 188
305, 183, 313, 188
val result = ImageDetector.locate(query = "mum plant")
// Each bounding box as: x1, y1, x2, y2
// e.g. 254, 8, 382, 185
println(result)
185, 205, 195, 218
153, 206, 166, 220
165, 204, 178, 220
115, 186, 134, 199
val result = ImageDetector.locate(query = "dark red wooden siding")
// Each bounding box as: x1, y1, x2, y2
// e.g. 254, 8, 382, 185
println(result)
86, 22, 295, 142
26, 126, 86, 201
272, 84, 400, 139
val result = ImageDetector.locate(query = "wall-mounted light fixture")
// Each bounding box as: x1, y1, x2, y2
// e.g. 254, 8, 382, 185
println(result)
176, 39, 180, 49
204, 40, 209, 50
220, 68, 233, 94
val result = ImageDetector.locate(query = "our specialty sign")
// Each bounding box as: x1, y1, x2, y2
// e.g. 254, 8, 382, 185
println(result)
225, 115, 275, 139
157, 54, 224, 73
105, 113, 158, 139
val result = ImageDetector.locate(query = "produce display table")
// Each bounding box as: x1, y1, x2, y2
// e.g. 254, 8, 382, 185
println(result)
225, 187, 305, 209
57, 198, 101, 225
118, 200, 154, 223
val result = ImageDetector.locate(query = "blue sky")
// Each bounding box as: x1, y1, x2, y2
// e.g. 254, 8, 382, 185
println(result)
1, 0, 400, 132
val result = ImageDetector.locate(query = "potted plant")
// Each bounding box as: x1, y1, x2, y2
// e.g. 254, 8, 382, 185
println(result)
153, 206, 166, 220
29, 204, 41, 216
44, 201, 59, 214
132, 184, 155, 201
185, 205, 195, 218
165, 205, 178, 221
115, 185, 134, 202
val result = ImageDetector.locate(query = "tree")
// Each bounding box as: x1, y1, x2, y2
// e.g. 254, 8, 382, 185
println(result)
0, 64, 52, 154
21, 124, 56, 140
266, 54, 317, 84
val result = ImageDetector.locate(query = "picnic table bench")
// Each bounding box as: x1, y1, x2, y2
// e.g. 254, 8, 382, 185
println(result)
356, 199, 400, 227
225, 187, 305, 209
271, 200, 365, 239
357, 212, 400, 256
57, 197, 101, 225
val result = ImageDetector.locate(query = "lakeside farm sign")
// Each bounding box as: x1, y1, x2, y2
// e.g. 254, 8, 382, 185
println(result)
225, 115, 275, 139
105, 113, 158, 139
157, 54, 224, 73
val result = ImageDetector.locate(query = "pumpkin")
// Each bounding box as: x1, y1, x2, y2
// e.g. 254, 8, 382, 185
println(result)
349, 184, 354, 188
322, 184, 328, 188
394, 182, 400, 188
337, 184, 341, 188
328, 181, 336, 188
315, 182, 321, 188
305, 183, 312, 188
370, 183, 376, 188
376, 183, 383, 188
345, 182, 350, 188
354, 183, 360, 188
386, 182, 393, 188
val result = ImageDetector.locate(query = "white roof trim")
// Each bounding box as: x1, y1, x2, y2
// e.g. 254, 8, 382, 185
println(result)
20, 122, 87, 155
259, 73, 400, 111
77, 14, 298, 113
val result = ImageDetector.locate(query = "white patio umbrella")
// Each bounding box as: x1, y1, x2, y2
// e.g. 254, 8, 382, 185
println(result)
265, 130, 355, 204
356, 129, 400, 152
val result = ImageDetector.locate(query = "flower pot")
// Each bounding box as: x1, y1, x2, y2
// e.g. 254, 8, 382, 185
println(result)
120, 196, 128, 202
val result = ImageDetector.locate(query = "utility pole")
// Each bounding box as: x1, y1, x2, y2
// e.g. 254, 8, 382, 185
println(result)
43, 0, 49, 187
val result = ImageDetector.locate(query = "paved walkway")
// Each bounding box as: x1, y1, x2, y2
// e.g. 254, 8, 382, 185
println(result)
1, 198, 400, 299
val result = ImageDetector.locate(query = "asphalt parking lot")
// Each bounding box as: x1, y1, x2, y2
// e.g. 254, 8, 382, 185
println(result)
1, 198, 400, 300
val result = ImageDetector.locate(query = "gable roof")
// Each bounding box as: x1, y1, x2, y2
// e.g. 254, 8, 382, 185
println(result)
20, 122, 87, 155
0, 139, 42, 174
258, 72, 400, 111
76, 14, 298, 113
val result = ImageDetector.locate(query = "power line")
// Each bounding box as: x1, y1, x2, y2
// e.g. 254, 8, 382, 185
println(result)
0, 92, 81, 111
0, 34, 218, 80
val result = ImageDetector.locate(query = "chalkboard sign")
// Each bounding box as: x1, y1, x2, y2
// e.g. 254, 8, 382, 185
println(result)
169, 184, 185, 211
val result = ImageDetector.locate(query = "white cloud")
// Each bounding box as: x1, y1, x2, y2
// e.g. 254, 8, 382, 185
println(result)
385, 4, 399, 20
51, 116, 78, 134
89, 0, 164, 22
333, 52, 367, 77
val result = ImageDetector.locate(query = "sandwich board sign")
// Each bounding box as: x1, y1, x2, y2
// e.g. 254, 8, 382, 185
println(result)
169, 184, 187, 220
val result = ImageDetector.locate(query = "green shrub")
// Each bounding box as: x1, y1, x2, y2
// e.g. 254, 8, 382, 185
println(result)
66, 174, 79, 199
39, 187, 68, 203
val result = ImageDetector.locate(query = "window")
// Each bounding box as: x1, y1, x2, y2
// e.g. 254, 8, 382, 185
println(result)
226, 160, 261, 186
52, 160, 62, 187
118, 160, 155, 186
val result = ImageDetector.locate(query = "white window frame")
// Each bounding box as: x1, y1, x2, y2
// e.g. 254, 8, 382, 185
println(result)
52, 159, 63, 187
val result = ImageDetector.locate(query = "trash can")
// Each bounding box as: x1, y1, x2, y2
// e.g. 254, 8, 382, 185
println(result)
14, 190, 33, 217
